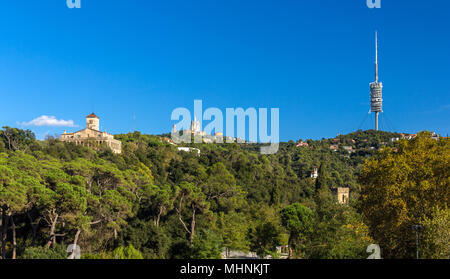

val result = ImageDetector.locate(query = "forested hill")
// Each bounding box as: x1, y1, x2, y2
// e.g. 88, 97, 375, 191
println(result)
0, 127, 447, 259
117, 129, 402, 205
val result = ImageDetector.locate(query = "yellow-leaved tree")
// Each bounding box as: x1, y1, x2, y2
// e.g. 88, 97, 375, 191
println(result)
359, 132, 449, 259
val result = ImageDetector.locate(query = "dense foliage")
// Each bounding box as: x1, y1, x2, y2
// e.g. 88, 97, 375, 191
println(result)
0, 127, 447, 259
359, 132, 449, 258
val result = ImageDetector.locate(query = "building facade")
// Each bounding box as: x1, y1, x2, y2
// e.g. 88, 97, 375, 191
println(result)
60, 113, 122, 154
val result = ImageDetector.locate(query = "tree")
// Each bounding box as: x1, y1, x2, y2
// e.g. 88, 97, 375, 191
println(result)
359, 132, 449, 258
192, 229, 223, 259
99, 189, 133, 240
174, 182, 210, 247
41, 182, 89, 249
421, 206, 450, 259
110, 244, 144, 259
325, 209, 373, 259
119, 219, 171, 259
83, 244, 144, 259
280, 203, 315, 258
248, 205, 283, 258
202, 162, 245, 212
217, 211, 250, 257
148, 184, 175, 228
249, 221, 282, 258
0, 127, 35, 152
0, 152, 36, 259
315, 163, 330, 191
21, 244, 67, 259
65, 159, 135, 242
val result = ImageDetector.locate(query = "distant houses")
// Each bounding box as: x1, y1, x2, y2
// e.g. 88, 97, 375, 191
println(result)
330, 144, 339, 151
160, 137, 176, 145
342, 146, 354, 153
296, 141, 309, 148
391, 132, 440, 143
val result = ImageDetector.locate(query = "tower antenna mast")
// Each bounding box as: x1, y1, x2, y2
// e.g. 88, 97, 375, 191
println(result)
375, 31, 378, 83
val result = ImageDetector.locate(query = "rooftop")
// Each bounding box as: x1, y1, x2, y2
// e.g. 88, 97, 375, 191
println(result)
86, 113, 99, 119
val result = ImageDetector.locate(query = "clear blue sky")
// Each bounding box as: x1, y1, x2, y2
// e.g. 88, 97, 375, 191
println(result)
0, 0, 449, 141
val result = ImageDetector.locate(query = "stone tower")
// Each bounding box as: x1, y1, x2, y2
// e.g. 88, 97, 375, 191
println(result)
86, 113, 100, 130
337, 187, 350, 205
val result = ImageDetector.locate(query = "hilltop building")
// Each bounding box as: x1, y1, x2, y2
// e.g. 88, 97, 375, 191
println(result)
191, 117, 201, 134
177, 147, 201, 156
431, 132, 440, 140
172, 118, 228, 144
310, 166, 319, 179
179, 117, 207, 136
60, 113, 122, 154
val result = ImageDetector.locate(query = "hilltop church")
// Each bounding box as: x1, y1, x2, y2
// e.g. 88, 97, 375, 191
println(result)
60, 113, 122, 154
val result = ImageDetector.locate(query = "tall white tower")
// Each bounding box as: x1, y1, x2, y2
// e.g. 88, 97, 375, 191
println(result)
86, 113, 100, 131
370, 31, 383, 131
191, 117, 201, 134
172, 124, 177, 134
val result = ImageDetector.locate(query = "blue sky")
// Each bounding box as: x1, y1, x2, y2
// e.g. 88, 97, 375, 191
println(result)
0, 0, 449, 141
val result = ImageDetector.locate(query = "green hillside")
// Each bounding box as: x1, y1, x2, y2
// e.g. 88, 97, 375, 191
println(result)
0, 127, 447, 259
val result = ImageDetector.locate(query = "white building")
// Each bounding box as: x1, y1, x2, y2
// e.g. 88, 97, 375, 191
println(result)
310, 166, 318, 179
177, 147, 201, 156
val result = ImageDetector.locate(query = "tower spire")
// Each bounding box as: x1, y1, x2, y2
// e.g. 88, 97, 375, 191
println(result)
375, 31, 378, 83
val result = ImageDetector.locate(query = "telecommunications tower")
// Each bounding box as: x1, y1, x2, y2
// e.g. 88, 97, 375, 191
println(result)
370, 31, 383, 130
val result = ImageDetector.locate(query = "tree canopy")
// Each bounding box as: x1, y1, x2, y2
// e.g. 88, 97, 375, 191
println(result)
0, 127, 446, 259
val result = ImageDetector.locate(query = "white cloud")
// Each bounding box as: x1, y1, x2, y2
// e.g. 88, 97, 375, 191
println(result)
20, 115, 77, 127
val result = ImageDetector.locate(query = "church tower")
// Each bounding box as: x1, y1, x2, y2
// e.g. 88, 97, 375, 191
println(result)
86, 113, 100, 131
191, 117, 201, 134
